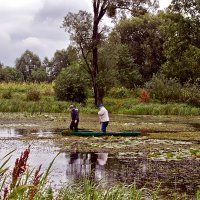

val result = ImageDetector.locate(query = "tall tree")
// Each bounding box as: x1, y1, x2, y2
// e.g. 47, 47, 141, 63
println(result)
48, 49, 70, 81
15, 50, 41, 81
42, 57, 51, 82
62, 0, 158, 105
66, 45, 79, 64
116, 13, 165, 83
0, 67, 21, 82
161, 0, 200, 83
169, 0, 200, 19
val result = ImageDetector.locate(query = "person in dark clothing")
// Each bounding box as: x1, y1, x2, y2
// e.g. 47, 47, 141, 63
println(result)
69, 105, 79, 132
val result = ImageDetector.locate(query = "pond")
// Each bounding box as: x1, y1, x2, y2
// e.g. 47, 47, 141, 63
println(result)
0, 127, 199, 199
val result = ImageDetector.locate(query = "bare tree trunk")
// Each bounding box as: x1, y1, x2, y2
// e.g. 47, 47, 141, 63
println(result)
92, 0, 106, 105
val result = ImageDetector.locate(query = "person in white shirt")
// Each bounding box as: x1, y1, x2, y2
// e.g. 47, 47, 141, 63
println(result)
98, 104, 109, 133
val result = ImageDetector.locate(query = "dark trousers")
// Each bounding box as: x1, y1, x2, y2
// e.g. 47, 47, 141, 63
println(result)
70, 120, 79, 132
101, 121, 109, 133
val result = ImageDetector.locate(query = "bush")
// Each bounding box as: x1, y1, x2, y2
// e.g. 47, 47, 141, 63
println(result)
2, 90, 12, 99
108, 87, 132, 98
54, 65, 89, 103
139, 89, 150, 103
180, 82, 200, 106
26, 89, 41, 101
145, 74, 181, 103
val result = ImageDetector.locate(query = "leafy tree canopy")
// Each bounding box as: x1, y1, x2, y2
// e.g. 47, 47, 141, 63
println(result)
15, 50, 41, 82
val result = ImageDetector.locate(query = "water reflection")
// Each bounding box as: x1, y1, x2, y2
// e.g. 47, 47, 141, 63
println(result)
66, 151, 108, 184
0, 127, 23, 138
0, 127, 62, 138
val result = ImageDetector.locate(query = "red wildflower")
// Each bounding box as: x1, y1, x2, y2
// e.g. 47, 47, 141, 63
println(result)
10, 145, 30, 189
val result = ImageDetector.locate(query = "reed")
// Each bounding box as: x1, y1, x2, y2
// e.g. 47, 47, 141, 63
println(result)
0, 83, 200, 115
0, 146, 56, 200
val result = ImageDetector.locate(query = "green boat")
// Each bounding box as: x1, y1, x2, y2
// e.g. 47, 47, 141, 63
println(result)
61, 130, 141, 137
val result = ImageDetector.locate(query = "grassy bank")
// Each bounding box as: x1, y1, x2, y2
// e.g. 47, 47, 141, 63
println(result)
0, 82, 200, 115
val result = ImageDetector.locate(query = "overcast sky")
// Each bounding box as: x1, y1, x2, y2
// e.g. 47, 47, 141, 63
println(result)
0, 0, 171, 67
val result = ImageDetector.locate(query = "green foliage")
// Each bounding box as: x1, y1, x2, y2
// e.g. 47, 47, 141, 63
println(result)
161, 7, 200, 84
108, 87, 133, 98
180, 82, 200, 106
146, 74, 200, 106
31, 67, 47, 83
115, 44, 142, 88
62, 1, 158, 104
0, 82, 199, 115
0, 67, 22, 82
58, 179, 156, 200
15, 50, 41, 82
162, 44, 200, 83
116, 13, 165, 83
169, 0, 200, 19
26, 89, 41, 101
0, 82, 53, 93
145, 74, 181, 103
54, 65, 88, 103
48, 49, 70, 81
2, 90, 12, 99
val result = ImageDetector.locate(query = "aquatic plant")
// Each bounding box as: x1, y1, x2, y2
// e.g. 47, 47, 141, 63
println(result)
10, 145, 30, 189
0, 146, 57, 199
196, 190, 200, 200
0, 82, 200, 115
57, 179, 156, 200
139, 89, 150, 103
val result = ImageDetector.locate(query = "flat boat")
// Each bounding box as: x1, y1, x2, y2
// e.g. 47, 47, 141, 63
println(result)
61, 130, 141, 137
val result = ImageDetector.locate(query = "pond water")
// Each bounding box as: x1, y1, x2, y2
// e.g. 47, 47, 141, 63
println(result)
0, 127, 199, 199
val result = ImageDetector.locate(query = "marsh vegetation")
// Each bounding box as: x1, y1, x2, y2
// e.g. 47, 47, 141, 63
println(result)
0, 112, 200, 199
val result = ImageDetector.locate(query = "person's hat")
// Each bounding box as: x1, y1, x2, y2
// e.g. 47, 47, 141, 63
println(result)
98, 103, 103, 108
69, 105, 74, 109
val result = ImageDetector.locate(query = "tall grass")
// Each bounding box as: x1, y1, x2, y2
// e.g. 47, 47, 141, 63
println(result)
0, 82, 53, 94
0, 83, 200, 115
58, 179, 155, 200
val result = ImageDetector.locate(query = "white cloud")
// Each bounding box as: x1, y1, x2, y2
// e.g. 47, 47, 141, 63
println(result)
0, 0, 171, 66
0, 0, 89, 66
159, 0, 172, 9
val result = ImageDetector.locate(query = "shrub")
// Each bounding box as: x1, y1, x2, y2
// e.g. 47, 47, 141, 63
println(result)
145, 74, 181, 103
108, 87, 132, 98
54, 65, 89, 103
180, 82, 200, 106
2, 90, 12, 99
26, 89, 41, 101
139, 89, 150, 103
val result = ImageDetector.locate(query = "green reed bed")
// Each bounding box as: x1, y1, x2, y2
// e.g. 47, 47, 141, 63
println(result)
0, 83, 200, 115
0, 97, 200, 115
118, 103, 200, 116
57, 180, 155, 200
0, 99, 69, 113
0, 82, 53, 94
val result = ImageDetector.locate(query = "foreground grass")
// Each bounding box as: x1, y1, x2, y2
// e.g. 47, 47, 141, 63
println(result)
0, 82, 200, 115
